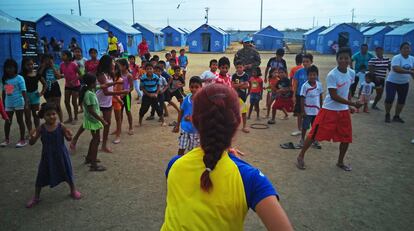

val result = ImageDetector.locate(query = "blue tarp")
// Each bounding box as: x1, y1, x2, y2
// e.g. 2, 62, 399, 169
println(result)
253, 25, 284, 51
96, 19, 142, 55
36, 14, 108, 59
132, 23, 165, 51
161, 26, 186, 47
316, 23, 363, 54
363, 26, 393, 50
303, 26, 327, 51
384, 24, 414, 54
187, 24, 226, 53
0, 10, 22, 77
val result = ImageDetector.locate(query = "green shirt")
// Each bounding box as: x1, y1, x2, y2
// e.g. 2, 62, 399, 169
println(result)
83, 90, 101, 124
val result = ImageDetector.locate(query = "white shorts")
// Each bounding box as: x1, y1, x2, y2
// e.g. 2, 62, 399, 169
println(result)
178, 129, 200, 151
5, 105, 25, 112
180, 67, 187, 72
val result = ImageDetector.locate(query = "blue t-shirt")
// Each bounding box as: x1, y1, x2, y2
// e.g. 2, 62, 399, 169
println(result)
180, 94, 196, 133
161, 71, 171, 82
293, 68, 309, 95
165, 150, 278, 211
3, 75, 26, 108
178, 55, 188, 67
140, 74, 159, 93
352, 51, 374, 73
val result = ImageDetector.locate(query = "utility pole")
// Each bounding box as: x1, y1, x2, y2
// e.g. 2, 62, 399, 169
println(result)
167, 17, 170, 26
312, 16, 315, 28
260, 0, 263, 30
329, 18, 331, 26
131, 0, 135, 24
78, 0, 82, 16
351, 8, 355, 23
70, 9, 74, 15
204, 7, 209, 24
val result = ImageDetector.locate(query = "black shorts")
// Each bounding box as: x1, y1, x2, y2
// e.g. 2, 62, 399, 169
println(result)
108, 50, 118, 57
65, 86, 81, 92
166, 90, 183, 102
293, 96, 301, 114
385, 81, 409, 105
375, 77, 385, 88
44, 83, 62, 99
100, 106, 113, 112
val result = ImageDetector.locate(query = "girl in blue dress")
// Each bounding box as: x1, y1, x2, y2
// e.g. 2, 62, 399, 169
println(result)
26, 103, 81, 208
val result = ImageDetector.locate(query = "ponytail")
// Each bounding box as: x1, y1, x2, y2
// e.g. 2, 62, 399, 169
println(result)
192, 84, 241, 192
80, 73, 97, 103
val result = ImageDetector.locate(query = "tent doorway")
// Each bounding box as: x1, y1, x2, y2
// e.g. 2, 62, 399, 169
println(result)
166, 33, 173, 46
338, 32, 349, 48
201, 33, 211, 52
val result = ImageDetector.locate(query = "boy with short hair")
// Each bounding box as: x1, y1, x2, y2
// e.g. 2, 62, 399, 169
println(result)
292, 53, 314, 136
139, 64, 165, 126
178, 49, 189, 80
212, 57, 232, 87
289, 53, 303, 79
232, 61, 250, 133
297, 48, 362, 171
165, 53, 172, 70
200, 59, 218, 86
173, 76, 203, 155
299, 65, 323, 149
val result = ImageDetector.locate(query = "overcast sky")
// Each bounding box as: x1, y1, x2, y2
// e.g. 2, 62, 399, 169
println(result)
1, 0, 413, 30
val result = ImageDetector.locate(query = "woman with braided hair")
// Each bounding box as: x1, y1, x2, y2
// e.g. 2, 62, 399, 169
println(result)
161, 84, 293, 231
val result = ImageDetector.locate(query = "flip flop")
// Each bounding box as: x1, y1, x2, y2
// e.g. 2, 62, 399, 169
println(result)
280, 142, 296, 149
296, 157, 306, 170
90, 165, 107, 172
336, 163, 352, 171
26, 197, 41, 208
70, 191, 82, 200
267, 119, 276, 124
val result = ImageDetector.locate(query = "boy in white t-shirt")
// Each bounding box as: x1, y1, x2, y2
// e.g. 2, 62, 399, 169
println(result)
297, 48, 362, 171
299, 65, 323, 149
358, 72, 376, 113
200, 59, 218, 86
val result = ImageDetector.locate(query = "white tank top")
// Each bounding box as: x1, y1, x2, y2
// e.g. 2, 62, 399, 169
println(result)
96, 73, 113, 108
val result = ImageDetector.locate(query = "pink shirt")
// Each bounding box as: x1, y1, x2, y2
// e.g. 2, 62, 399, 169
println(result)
60, 61, 80, 87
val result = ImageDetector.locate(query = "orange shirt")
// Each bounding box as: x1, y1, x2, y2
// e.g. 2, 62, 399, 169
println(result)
289, 65, 303, 79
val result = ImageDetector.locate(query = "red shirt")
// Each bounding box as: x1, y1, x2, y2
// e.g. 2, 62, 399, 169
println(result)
60, 61, 80, 87
249, 76, 263, 94
138, 42, 149, 56
289, 65, 303, 79
129, 63, 140, 80
85, 59, 99, 75
213, 73, 232, 87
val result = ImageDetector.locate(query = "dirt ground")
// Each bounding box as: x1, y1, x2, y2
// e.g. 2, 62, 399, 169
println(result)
1, 43, 413, 231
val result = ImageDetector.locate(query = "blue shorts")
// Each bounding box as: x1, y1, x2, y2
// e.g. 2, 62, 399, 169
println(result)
302, 115, 316, 130
27, 91, 41, 105
385, 81, 409, 105
250, 93, 261, 104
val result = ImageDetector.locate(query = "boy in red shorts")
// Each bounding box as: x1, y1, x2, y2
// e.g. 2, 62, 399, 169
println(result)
296, 48, 362, 171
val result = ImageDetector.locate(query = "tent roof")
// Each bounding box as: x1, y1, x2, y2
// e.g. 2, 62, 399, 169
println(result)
210, 25, 227, 35
162, 25, 184, 34
360, 26, 372, 32
303, 26, 327, 35
97, 19, 141, 34
191, 24, 226, 35
254, 25, 282, 35
178, 27, 191, 34
0, 10, 20, 33
133, 23, 163, 34
386, 24, 414, 35
37, 14, 107, 34
318, 23, 357, 35
363, 26, 391, 36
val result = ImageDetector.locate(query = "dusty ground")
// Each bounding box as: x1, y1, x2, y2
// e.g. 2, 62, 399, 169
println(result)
1, 43, 413, 231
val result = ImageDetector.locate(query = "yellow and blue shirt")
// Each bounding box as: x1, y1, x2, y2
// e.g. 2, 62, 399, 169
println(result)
161, 147, 278, 231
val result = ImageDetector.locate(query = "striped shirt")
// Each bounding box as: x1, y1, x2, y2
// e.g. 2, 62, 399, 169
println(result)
368, 57, 390, 79
140, 74, 159, 93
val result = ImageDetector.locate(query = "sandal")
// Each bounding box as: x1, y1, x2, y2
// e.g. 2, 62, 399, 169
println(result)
336, 163, 352, 171
70, 190, 82, 200
280, 142, 301, 149
267, 119, 276, 124
242, 128, 250, 133
84, 158, 101, 165
26, 197, 41, 208
312, 142, 322, 149
112, 138, 121, 144
296, 157, 306, 170
90, 165, 107, 172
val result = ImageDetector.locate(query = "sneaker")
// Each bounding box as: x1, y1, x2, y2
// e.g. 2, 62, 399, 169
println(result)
392, 116, 405, 123
291, 130, 301, 136
16, 140, 28, 148
0, 140, 10, 147
385, 114, 391, 123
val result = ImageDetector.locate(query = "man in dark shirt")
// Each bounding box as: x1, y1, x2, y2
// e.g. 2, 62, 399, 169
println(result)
233, 37, 261, 77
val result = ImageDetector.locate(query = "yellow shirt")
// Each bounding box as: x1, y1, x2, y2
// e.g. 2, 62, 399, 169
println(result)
108, 36, 118, 51
161, 147, 278, 231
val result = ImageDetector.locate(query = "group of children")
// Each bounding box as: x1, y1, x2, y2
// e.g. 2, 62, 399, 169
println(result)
0, 43, 377, 208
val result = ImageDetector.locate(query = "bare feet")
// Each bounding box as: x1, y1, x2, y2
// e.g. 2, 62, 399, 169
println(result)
242, 128, 250, 133
128, 129, 134, 135
113, 137, 121, 144
101, 147, 113, 153
296, 157, 306, 170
